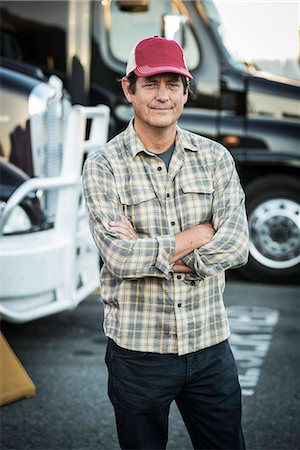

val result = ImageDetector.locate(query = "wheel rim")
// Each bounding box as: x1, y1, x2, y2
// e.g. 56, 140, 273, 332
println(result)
249, 198, 300, 269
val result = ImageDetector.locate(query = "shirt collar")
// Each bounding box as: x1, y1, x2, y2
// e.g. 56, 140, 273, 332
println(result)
124, 119, 199, 158
175, 126, 199, 153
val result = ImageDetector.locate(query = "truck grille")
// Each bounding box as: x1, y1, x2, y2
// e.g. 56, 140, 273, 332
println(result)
43, 93, 70, 224
44, 96, 62, 222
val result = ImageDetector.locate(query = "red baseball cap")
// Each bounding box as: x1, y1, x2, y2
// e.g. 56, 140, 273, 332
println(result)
126, 36, 193, 79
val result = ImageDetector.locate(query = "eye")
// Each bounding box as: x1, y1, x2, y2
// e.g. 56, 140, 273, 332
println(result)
144, 81, 156, 88
168, 82, 180, 89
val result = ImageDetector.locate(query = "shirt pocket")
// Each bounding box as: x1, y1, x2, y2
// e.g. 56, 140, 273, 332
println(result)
177, 178, 214, 227
118, 186, 159, 235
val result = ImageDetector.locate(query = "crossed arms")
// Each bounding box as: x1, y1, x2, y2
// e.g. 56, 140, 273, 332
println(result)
110, 217, 215, 273
82, 144, 249, 281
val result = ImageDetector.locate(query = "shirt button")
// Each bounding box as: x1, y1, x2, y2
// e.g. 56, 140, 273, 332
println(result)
177, 275, 182, 280
171, 221, 175, 226
191, 281, 196, 286
177, 303, 182, 308
157, 166, 162, 171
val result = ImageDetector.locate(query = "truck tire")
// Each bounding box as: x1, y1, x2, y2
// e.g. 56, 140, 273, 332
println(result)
239, 175, 300, 284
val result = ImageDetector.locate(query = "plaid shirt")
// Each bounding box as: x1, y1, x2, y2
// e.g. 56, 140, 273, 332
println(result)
82, 121, 249, 355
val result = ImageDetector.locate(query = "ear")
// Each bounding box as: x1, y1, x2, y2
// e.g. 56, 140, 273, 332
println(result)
183, 90, 188, 106
121, 77, 133, 103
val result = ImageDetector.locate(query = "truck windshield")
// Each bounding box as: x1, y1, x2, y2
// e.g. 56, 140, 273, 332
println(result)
202, 0, 247, 70
106, 0, 200, 70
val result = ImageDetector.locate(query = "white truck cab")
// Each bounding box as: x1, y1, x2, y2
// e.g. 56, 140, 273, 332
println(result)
0, 62, 110, 322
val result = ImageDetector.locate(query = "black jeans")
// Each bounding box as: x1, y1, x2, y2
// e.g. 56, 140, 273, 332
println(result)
105, 338, 246, 450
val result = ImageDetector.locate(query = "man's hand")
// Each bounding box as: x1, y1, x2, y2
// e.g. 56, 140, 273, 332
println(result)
172, 260, 194, 273
109, 216, 138, 240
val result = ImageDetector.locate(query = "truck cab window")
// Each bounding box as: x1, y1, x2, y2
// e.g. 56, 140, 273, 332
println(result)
107, 0, 199, 70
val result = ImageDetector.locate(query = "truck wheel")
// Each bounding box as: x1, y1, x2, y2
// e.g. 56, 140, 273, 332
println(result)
239, 175, 300, 284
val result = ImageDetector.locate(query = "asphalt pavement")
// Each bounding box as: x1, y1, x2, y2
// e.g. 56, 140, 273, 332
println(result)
1, 276, 299, 450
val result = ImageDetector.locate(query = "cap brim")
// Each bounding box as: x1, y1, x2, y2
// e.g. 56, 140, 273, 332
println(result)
134, 65, 193, 79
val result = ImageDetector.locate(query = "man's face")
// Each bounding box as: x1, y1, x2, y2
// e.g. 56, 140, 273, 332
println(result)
122, 73, 188, 131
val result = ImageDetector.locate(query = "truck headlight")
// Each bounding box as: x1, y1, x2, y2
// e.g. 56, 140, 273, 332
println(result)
0, 202, 32, 234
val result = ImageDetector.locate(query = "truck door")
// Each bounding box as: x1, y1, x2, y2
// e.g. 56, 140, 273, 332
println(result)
92, 0, 220, 140
198, 1, 248, 165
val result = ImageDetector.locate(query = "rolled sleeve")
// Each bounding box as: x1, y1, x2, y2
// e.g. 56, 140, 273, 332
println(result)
156, 234, 176, 278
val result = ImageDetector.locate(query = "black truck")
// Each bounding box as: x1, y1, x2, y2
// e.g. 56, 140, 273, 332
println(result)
1, 0, 299, 284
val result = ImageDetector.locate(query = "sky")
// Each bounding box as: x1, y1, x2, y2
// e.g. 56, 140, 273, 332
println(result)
215, 0, 300, 60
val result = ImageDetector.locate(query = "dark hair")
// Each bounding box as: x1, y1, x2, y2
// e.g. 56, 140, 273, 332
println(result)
126, 71, 190, 95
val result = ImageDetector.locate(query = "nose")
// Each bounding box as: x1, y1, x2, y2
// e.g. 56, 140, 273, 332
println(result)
155, 82, 169, 101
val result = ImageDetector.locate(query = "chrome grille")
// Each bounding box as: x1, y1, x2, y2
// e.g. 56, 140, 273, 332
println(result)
42, 77, 70, 224
44, 94, 63, 222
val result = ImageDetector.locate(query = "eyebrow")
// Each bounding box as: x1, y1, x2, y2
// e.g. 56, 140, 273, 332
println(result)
143, 73, 181, 82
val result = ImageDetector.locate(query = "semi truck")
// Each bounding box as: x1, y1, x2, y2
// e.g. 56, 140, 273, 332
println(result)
0, 59, 110, 322
1, 0, 299, 318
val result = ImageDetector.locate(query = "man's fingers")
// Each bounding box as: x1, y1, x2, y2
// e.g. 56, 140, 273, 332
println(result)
121, 215, 132, 225
110, 217, 132, 229
110, 221, 132, 233
110, 219, 137, 240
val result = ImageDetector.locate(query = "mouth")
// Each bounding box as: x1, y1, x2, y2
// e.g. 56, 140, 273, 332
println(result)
150, 107, 172, 111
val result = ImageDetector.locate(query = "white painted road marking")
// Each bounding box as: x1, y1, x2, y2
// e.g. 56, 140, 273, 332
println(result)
227, 305, 279, 396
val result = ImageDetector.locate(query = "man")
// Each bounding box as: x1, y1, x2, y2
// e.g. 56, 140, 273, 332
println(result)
83, 36, 249, 450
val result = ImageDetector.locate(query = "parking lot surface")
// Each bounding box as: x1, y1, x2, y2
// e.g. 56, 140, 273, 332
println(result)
1, 278, 299, 450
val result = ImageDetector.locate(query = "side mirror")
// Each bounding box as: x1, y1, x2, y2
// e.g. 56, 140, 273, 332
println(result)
162, 14, 188, 46
117, 0, 149, 12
